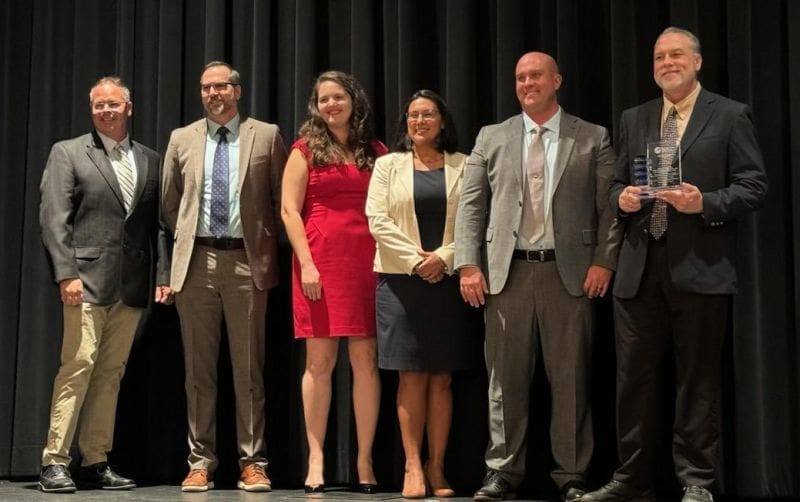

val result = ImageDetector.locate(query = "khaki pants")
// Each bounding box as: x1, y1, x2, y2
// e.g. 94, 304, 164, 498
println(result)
41, 301, 142, 466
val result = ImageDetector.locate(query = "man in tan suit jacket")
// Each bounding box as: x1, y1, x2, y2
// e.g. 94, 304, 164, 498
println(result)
455, 52, 621, 501
162, 61, 287, 493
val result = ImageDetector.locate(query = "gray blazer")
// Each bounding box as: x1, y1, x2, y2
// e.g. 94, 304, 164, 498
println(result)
454, 112, 621, 296
40, 131, 170, 308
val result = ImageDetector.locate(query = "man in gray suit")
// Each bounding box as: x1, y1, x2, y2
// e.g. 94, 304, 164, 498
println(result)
38, 76, 171, 493
162, 61, 287, 493
455, 52, 621, 501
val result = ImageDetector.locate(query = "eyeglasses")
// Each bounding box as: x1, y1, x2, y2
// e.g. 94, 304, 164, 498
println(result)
407, 110, 439, 122
92, 101, 128, 111
201, 82, 237, 94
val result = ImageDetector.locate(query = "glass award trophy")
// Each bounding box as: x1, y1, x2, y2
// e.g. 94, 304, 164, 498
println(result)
645, 140, 682, 193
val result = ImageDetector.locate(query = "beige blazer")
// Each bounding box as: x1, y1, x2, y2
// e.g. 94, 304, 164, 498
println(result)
162, 117, 288, 292
366, 151, 466, 275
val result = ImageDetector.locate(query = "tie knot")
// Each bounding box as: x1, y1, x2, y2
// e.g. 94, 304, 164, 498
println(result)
218, 127, 229, 143
114, 144, 126, 157
532, 126, 546, 138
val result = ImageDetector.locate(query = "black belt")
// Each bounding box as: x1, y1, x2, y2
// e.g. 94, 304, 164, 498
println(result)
195, 237, 245, 250
512, 249, 556, 262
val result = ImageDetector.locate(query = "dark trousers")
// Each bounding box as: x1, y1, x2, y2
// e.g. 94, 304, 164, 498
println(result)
612, 238, 729, 490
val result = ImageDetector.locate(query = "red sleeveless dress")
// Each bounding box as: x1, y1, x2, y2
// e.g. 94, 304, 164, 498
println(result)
291, 138, 388, 338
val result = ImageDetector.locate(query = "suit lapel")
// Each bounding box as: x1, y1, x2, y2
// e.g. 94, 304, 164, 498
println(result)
503, 115, 524, 190
130, 141, 148, 210
192, 121, 207, 192
680, 89, 714, 157
552, 113, 576, 191
238, 118, 254, 191
443, 152, 462, 198
397, 152, 415, 199
644, 99, 662, 145
86, 133, 126, 210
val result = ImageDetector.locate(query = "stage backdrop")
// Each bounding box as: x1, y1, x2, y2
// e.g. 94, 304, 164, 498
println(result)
1, 0, 798, 497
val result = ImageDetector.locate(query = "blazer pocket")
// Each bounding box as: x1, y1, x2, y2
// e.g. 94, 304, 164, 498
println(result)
581, 229, 597, 245
75, 247, 102, 260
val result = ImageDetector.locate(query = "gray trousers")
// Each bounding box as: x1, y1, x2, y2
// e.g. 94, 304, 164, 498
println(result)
484, 259, 593, 488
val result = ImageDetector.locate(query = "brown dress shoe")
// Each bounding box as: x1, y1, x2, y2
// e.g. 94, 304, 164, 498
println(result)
238, 463, 272, 492
182, 469, 214, 492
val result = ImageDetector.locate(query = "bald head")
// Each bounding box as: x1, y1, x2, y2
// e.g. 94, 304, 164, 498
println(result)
515, 51, 562, 122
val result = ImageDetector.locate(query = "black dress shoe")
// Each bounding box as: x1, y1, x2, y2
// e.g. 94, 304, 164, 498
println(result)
682, 486, 713, 502
562, 481, 587, 502
474, 471, 516, 501
581, 480, 655, 502
39, 464, 76, 493
79, 462, 136, 490
358, 483, 378, 494
304, 483, 325, 493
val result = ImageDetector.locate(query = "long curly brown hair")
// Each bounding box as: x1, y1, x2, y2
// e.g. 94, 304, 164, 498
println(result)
298, 71, 378, 171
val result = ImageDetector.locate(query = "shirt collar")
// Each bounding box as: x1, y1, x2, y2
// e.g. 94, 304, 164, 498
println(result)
522, 106, 562, 135
207, 114, 240, 139
663, 82, 702, 120
96, 131, 130, 154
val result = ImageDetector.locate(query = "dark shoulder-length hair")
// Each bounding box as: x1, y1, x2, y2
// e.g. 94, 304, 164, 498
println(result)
298, 70, 378, 171
393, 89, 459, 154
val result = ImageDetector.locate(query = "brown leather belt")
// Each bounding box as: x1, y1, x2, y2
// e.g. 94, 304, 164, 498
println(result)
512, 249, 556, 262
195, 236, 245, 250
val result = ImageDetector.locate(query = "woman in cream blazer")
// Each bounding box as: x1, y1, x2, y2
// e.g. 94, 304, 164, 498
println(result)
366, 90, 480, 499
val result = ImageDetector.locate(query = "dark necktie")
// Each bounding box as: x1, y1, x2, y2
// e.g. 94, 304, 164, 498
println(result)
210, 126, 229, 238
521, 126, 546, 242
650, 107, 678, 239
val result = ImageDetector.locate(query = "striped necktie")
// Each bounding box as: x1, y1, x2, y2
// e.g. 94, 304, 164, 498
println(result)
649, 107, 678, 239
113, 144, 135, 212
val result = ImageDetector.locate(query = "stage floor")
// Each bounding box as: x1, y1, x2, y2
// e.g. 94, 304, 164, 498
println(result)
0, 480, 557, 501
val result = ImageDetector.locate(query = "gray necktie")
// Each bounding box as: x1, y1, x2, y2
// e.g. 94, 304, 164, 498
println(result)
113, 144, 135, 211
521, 126, 546, 242
650, 107, 678, 239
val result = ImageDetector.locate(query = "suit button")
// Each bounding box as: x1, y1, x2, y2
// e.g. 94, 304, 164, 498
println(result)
512, 231, 518, 237
519, 201, 523, 206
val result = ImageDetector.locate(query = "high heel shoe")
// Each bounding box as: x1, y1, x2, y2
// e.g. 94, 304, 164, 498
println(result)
424, 462, 455, 498
401, 468, 427, 499
358, 482, 378, 494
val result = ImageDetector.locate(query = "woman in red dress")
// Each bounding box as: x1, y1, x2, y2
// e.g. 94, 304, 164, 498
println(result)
281, 71, 387, 493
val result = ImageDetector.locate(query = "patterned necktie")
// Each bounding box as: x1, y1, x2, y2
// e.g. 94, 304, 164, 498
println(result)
210, 126, 229, 238
113, 144, 135, 212
649, 107, 677, 239
521, 126, 546, 242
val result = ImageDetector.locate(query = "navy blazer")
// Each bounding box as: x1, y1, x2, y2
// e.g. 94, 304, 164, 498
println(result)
611, 88, 768, 298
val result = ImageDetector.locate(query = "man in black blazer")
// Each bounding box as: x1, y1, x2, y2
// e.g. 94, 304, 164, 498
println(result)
582, 28, 767, 502
38, 76, 171, 493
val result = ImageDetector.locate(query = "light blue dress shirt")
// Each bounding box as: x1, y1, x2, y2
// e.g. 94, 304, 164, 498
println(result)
197, 115, 243, 238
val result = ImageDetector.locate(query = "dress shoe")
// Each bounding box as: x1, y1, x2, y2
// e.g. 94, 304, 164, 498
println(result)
474, 471, 516, 501
305, 483, 325, 493
581, 480, 655, 502
562, 481, 587, 502
358, 483, 378, 494
182, 468, 214, 492
39, 464, 76, 493
682, 486, 713, 502
238, 463, 272, 492
78, 462, 136, 490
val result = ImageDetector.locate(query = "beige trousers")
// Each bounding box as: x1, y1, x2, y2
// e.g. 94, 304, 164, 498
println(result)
41, 301, 142, 466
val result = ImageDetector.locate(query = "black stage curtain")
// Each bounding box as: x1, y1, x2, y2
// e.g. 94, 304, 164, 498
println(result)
1, 0, 797, 498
